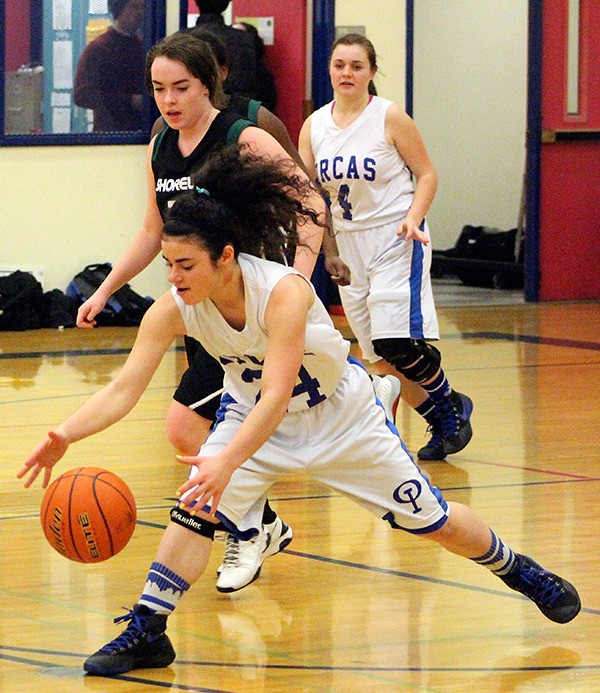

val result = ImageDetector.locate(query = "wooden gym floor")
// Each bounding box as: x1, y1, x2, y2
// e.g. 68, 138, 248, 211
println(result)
1, 299, 599, 692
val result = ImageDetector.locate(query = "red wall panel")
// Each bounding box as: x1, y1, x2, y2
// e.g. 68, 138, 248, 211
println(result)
6, 0, 31, 71
538, 0, 600, 299
231, 0, 307, 144
542, 0, 600, 129
539, 142, 600, 300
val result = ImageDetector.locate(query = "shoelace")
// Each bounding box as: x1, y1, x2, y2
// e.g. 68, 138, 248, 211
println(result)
519, 567, 564, 608
423, 420, 444, 448
99, 608, 145, 653
222, 536, 241, 567
437, 399, 461, 438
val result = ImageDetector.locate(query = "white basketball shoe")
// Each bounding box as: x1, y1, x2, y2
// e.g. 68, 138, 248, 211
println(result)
216, 516, 293, 593
371, 373, 401, 423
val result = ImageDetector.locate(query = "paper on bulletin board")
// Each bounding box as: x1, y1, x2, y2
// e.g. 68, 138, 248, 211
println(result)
51, 91, 71, 107
235, 17, 274, 46
89, 0, 109, 14
53, 40, 73, 90
52, 0, 72, 30
52, 107, 71, 133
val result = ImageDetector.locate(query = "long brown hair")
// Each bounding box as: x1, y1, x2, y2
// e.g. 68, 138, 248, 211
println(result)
145, 32, 225, 106
331, 33, 378, 70
330, 33, 378, 95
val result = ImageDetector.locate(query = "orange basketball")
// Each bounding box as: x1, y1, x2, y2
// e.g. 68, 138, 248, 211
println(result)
40, 467, 136, 563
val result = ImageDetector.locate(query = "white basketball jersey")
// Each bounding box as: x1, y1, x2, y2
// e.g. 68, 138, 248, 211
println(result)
172, 254, 350, 412
310, 96, 415, 231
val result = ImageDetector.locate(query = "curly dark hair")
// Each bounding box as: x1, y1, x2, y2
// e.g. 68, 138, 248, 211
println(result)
163, 144, 325, 263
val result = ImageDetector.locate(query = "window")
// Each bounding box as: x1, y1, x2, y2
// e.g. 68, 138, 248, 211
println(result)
1, 0, 165, 145
566, 0, 581, 115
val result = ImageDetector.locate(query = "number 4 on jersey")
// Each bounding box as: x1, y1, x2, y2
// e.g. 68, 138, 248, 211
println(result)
337, 184, 353, 220
292, 365, 326, 407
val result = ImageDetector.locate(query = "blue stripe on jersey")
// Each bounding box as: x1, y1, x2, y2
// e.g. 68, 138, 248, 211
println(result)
408, 220, 427, 338
212, 391, 236, 430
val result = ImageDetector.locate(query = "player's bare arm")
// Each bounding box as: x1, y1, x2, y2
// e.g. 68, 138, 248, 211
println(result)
77, 144, 165, 326
386, 105, 437, 243
20, 293, 184, 488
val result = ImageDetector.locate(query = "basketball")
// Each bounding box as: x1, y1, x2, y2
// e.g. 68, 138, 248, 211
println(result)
40, 467, 136, 563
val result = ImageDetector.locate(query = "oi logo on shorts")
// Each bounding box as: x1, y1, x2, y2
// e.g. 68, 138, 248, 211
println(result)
393, 480, 423, 514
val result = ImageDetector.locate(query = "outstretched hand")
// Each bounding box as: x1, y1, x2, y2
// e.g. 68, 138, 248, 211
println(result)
175, 453, 234, 516
397, 220, 429, 245
17, 430, 69, 488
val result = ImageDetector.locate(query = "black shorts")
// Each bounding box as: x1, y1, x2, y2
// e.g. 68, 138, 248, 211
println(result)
173, 337, 225, 422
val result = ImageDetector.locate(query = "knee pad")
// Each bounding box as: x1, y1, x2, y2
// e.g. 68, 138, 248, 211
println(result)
170, 505, 217, 539
373, 338, 441, 384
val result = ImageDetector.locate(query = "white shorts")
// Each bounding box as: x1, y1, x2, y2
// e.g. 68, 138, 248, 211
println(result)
336, 219, 439, 362
192, 360, 449, 539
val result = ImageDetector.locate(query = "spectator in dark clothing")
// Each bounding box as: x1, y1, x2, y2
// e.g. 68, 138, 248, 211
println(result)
234, 21, 277, 111
74, 0, 145, 132
193, 0, 257, 99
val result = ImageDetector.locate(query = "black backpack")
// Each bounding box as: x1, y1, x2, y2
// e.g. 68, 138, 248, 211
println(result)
0, 270, 44, 330
66, 263, 154, 326
444, 225, 523, 289
42, 289, 79, 328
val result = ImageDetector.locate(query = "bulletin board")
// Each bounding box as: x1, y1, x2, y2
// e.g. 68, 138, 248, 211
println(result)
43, 0, 111, 133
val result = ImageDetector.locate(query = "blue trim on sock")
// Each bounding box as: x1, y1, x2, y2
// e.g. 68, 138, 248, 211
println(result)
139, 594, 176, 613
415, 398, 435, 417
422, 369, 451, 403
422, 369, 444, 394
472, 532, 499, 563
471, 533, 516, 575
495, 550, 516, 575
148, 562, 190, 592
